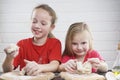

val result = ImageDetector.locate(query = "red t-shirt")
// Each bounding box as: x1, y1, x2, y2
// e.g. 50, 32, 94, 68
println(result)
61, 50, 104, 72
13, 38, 62, 70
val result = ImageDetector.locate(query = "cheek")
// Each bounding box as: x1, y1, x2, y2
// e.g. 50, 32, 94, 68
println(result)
31, 24, 34, 30
43, 28, 49, 34
72, 45, 77, 50
31, 27, 34, 33
83, 44, 89, 50
31, 23, 35, 27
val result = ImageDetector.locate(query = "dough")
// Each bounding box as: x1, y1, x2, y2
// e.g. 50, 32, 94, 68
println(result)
6, 44, 19, 53
0, 71, 55, 80
76, 61, 92, 74
60, 72, 105, 80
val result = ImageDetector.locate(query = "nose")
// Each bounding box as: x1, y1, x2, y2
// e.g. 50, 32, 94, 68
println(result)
34, 23, 41, 28
77, 44, 82, 50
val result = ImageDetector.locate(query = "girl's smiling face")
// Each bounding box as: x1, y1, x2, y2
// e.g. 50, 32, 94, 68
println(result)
71, 31, 90, 57
31, 8, 53, 39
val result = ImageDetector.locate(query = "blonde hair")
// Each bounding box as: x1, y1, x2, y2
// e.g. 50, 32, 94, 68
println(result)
32, 4, 56, 38
63, 22, 93, 57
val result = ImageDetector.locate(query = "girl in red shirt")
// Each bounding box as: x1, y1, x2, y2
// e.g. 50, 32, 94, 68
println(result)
58, 22, 108, 73
3, 4, 61, 76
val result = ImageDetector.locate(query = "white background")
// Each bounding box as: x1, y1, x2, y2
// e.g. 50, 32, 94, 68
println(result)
0, 0, 120, 72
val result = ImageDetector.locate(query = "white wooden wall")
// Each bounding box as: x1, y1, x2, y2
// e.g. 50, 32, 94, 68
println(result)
0, 0, 120, 72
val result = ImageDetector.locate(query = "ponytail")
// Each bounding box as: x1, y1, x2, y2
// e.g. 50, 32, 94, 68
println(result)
48, 32, 55, 38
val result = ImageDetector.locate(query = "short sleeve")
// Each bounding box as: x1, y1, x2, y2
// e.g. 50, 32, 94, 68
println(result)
49, 39, 62, 63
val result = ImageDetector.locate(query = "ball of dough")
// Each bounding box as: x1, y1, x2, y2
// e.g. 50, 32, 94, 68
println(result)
76, 61, 92, 74
6, 44, 19, 53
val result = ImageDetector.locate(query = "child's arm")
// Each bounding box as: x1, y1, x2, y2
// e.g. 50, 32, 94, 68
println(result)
2, 56, 14, 72
24, 60, 60, 76
88, 58, 108, 72
40, 60, 60, 72
2, 44, 19, 72
58, 59, 77, 73
58, 63, 66, 72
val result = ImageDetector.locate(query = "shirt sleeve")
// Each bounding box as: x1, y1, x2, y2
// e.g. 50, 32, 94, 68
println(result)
13, 40, 23, 70
91, 50, 104, 60
61, 56, 70, 63
49, 39, 62, 63
86, 50, 104, 61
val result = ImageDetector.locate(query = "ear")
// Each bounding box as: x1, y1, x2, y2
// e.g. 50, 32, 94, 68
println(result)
50, 24, 55, 31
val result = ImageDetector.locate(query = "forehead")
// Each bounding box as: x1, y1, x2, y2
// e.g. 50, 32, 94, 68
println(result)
32, 8, 52, 20
72, 31, 90, 41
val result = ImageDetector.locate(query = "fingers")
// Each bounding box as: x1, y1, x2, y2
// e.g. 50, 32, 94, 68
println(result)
5, 44, 19, 54
32, 70, 41, 76
10, 51, 18, 57
27, 67, 37, 75
88, 58, 100, 64
4, 44, 19, 58
87, 58, 100, 69
4, 48, 8, 53
24, 59, 31, 64
92, 61, 100, 68
24, 60, 34, 72
66, 60, 77, 69
20, 68, 26, 75
27, 67, 42, 76
67, 63, 76, 69
63, 59, 78, 73
23, 60, 42, 76
64, 65, 75, 72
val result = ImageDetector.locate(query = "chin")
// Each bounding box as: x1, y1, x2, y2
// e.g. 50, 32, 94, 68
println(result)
33, 36, 41, 39
77, 52, 85, 56
33, 34, 41, 37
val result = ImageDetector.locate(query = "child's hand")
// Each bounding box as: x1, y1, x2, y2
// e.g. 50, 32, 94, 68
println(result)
4, 44, 19, 58
63, 59, 77, 73
87, 58, 101, 69
24, 59, 42, 76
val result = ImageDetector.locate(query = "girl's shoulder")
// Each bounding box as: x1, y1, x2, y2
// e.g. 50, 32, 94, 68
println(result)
62, 55, 75, 63
18, 38, 32, 42
62, 55, 70, 59
88, 50, 99, 55
86, 50, 101, 57
86, 50, 104, 60
48, 38, 60, 41
17, 38, 32, 46
47, 38, 61, 44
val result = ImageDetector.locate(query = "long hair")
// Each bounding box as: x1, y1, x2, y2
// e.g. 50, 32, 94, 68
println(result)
32, 4, 57, 38
62, 22, 93, 57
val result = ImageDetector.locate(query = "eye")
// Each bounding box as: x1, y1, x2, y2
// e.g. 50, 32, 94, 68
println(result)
81, 42, 87, 45
42, 23, 46, 25
32, 21, 36, 23
72, 42, 78, 45
32, 19, 37, 23
41, 21, 47, 25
